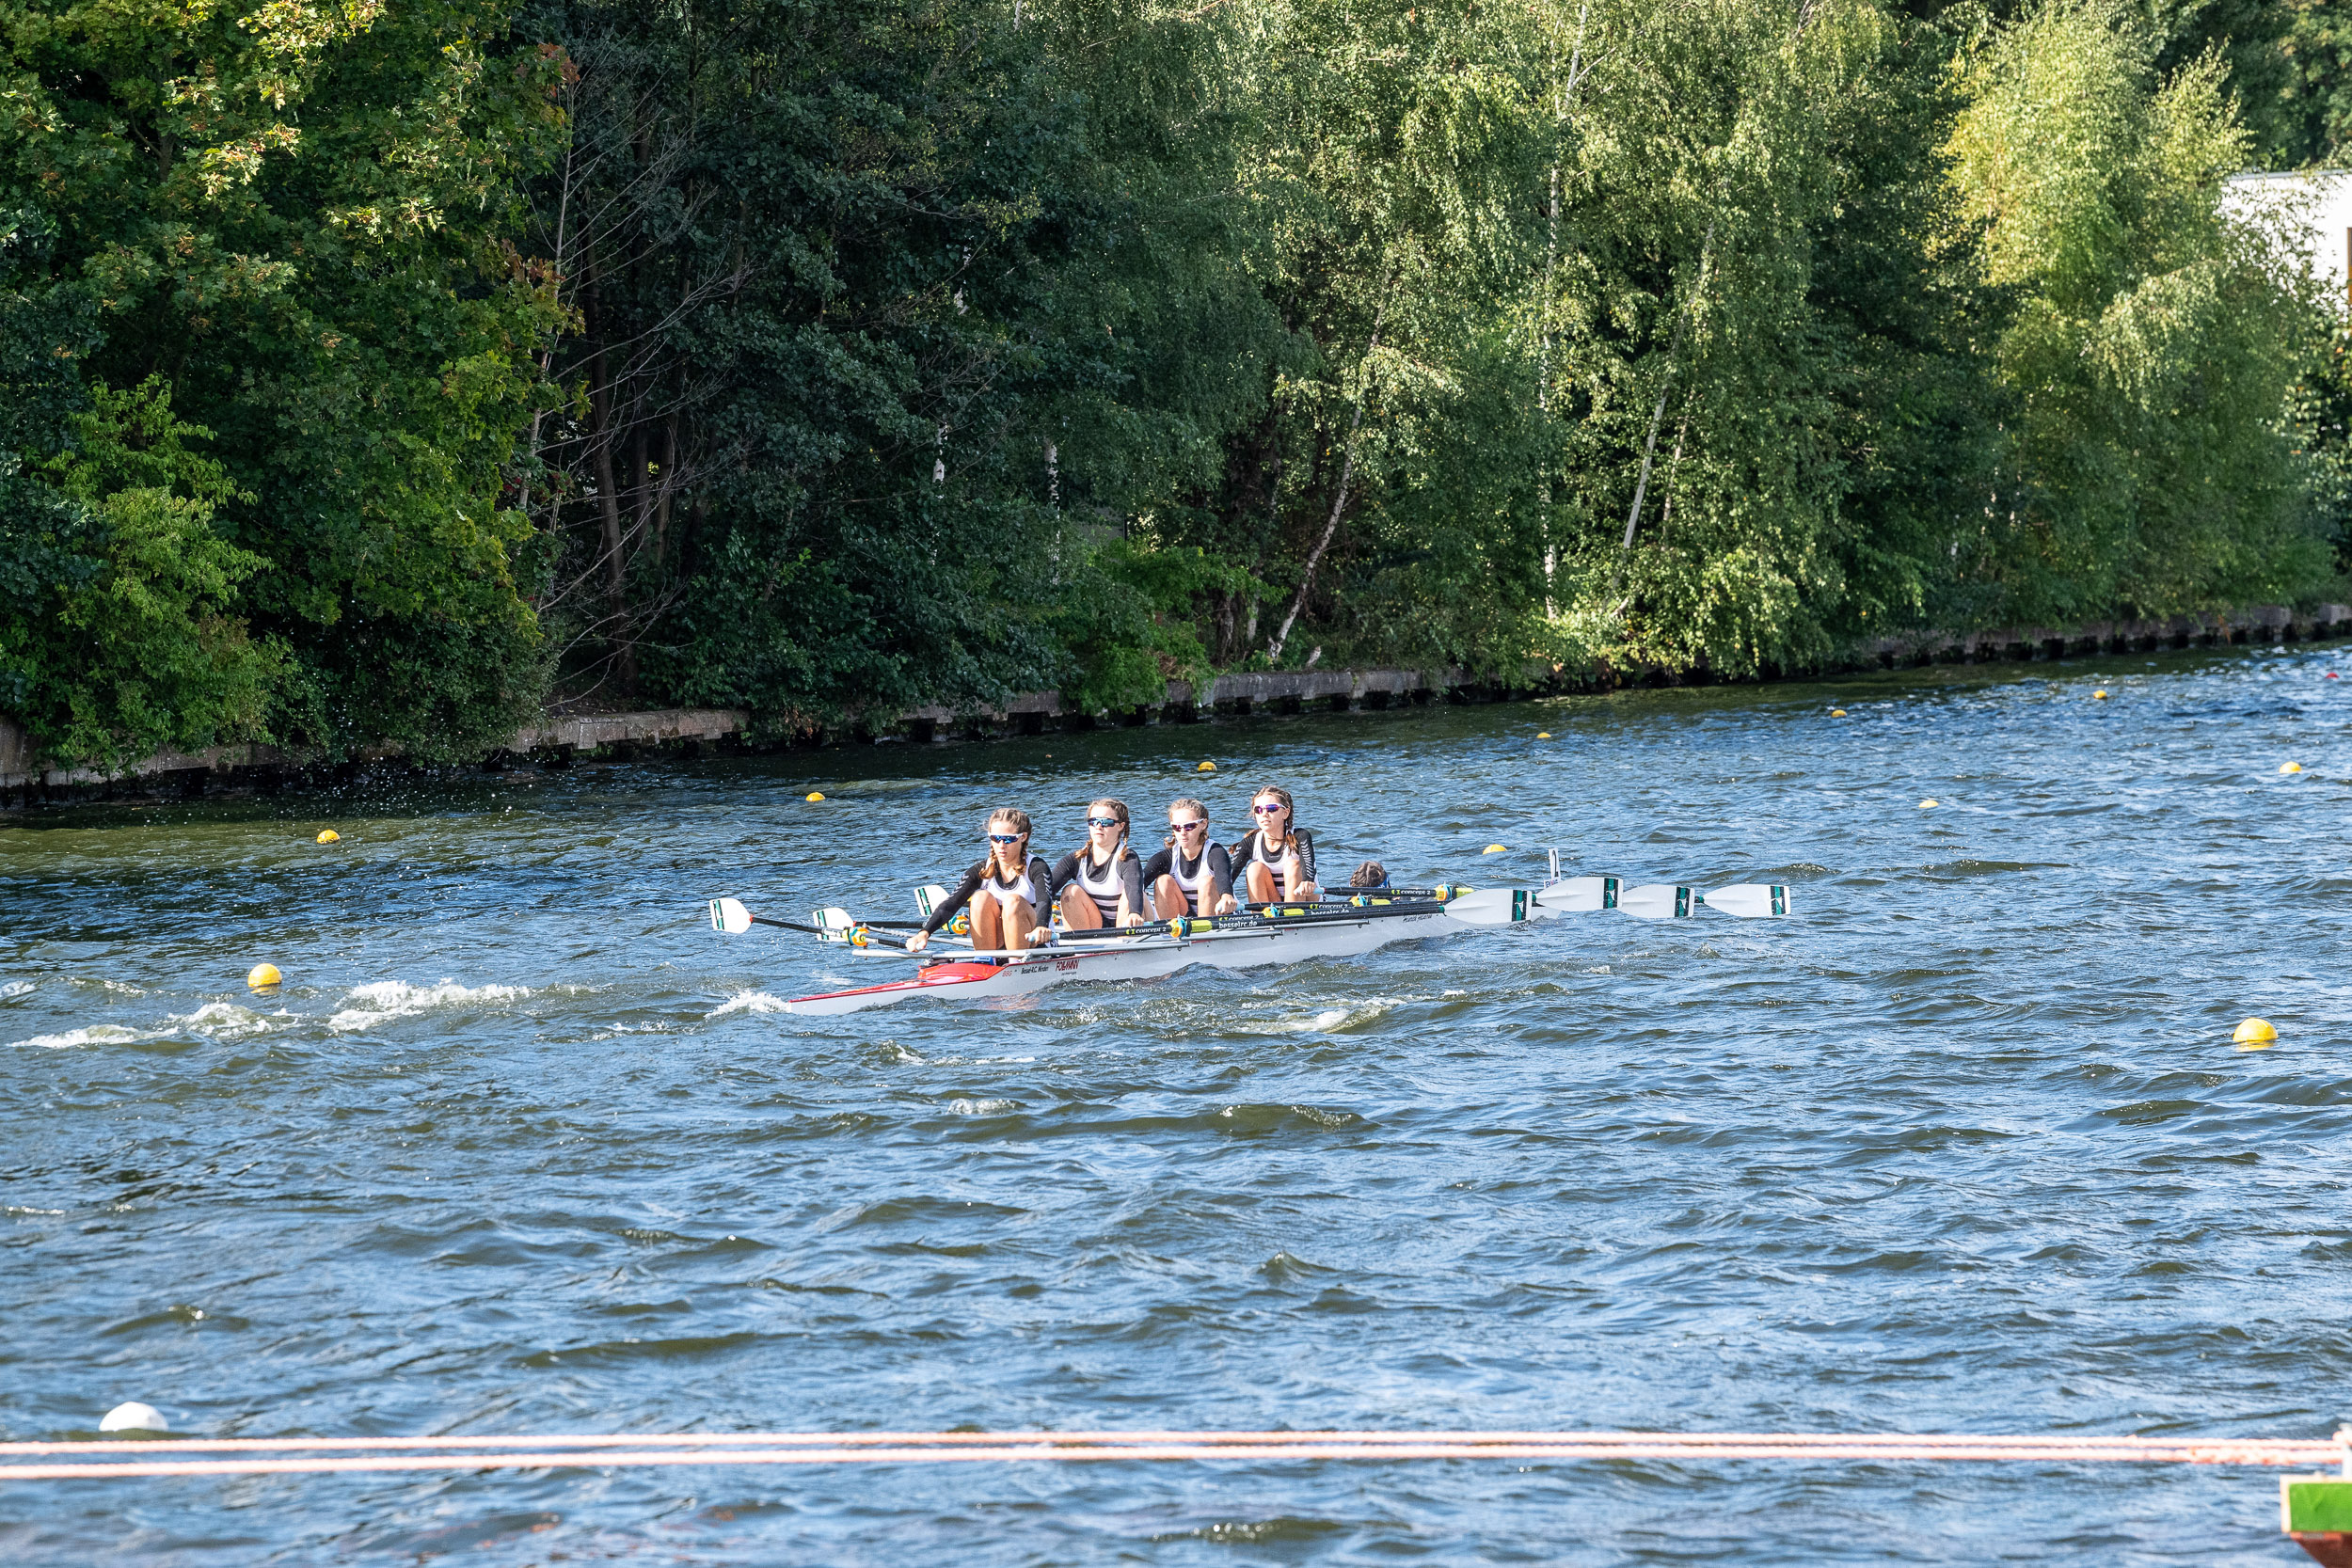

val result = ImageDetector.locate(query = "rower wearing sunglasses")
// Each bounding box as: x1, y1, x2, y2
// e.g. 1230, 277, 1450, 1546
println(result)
1142, 797, 1237, 920
1049, 798, 1147, 932
906, 808, 1056, 953
1231, 785, 1318, 905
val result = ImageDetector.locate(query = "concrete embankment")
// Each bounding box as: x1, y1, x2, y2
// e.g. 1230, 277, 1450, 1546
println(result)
5, 602, 2346, 806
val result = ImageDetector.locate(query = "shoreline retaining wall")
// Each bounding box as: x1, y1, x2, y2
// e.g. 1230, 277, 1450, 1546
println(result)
6, 602, 2345, 805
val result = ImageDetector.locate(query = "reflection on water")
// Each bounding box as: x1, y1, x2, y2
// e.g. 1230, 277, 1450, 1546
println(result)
5, 645, 2352, 1564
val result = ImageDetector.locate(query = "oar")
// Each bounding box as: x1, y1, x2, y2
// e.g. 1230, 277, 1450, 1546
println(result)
1697, 883, 1791, 919
707, 898, 914, 948
1536, 877, 1620, 912
1323, 884, 1475, 903
1614, 883, 1792, 921
1437, 887, 1561, 925
710, 897, 798, 935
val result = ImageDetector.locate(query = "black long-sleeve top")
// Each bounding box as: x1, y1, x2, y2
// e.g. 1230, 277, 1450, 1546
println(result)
1048, 845, 1143, 924
921, 853, 1055, 936
1228, 827, 1317, 897
1137, 840, 1233, 912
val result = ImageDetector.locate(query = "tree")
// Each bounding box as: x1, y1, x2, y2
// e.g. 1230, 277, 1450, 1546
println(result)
1945, 0, 2330, 624
2, 0, 564, 764
513, 0, 1278, 725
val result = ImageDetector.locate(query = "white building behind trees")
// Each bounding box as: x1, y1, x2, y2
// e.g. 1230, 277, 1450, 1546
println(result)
2224, 170, 2352, 313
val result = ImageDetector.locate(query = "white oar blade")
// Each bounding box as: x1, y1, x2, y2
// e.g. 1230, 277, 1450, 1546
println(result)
1617, 883, 1696, 921
1702, 883, 1791, 919
813, 906, 858, 942
915, 884, 970, 936
1441, 887, 1539, 925
1536, 876, 1618, 912
710, 897, 753, 935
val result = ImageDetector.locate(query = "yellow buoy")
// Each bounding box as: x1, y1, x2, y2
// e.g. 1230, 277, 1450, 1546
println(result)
1919, 799, 1938, 808
1482, 844, 1507, 854
1831, 708, 1847, 717
2233, 1017, 2278, 1047
2279, 762, 2302, 775
315, 829, 340, 844
246, 963, 282, 990
1535, 732, 1552, 739
805, 791, 825, 801
2091, 689, 2107, 700
1197, 761, 1216, 772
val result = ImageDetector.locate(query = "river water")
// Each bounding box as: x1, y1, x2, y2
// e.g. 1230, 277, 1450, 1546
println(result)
4, 646, 2350, 1565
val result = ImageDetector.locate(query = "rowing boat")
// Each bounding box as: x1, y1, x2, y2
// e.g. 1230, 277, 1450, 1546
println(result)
767, 895, 1511, 1016
707, 877, 1792, 1017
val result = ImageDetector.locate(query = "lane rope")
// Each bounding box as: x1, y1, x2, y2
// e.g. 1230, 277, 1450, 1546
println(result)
4, 1429, 2346, 1481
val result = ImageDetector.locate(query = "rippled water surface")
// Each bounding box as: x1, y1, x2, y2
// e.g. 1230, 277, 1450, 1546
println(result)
7, 647, 2352, 1565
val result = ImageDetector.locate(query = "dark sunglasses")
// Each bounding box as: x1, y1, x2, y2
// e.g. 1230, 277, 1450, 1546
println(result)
1170, 819, 1206, 832
1087, 816, 1122, 828
1251, 802, 1286, 815
988, 832, 1025, 844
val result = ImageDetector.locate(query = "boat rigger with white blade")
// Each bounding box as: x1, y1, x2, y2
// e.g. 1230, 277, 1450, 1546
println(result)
707, 875, 1792, 1017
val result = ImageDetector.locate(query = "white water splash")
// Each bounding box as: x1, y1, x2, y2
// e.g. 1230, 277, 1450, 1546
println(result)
12, 1024, 144, 1049
169, 1002, 276, 1039
1252, 998, 1400, 1035
0, 981, 33, 1002
949, 1098, 1021, 1116
328, 979, 530, 1033
707, 990, 789, 1019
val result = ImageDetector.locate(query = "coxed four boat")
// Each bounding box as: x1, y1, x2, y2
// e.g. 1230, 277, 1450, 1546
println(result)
708, 877, 1790, 1017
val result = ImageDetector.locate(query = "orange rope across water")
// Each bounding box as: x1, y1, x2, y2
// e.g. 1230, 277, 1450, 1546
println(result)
2, 1430, 2344, 1481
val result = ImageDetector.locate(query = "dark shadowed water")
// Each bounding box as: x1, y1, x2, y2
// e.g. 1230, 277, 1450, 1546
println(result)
6, 645, 2352, 1565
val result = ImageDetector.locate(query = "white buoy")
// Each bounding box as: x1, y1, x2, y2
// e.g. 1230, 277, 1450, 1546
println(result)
99, 1402, 167, 1433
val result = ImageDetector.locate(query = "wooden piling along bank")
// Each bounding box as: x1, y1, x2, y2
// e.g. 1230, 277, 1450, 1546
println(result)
4, 603, 2346, 807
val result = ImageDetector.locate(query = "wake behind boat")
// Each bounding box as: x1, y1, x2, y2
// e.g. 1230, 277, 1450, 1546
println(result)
708, 877, 1791, 1016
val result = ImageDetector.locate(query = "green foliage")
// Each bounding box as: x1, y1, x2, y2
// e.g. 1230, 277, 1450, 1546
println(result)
0, 207, 107, 721
1051, 541, 1253, 713
1946, 0, 2328, 622
516, 0, 1279, 722
5, 378, 285, 768
2, 0, 562, 765
2278, 0, 2352, 166
2294, 322, 2352, 566
6, 0, 2343, 762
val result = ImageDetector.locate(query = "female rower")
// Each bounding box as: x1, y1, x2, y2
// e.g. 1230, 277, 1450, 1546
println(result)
1140, 797, 1236, 919
906, 808, 1055, 953
1050, 798, 1146, 933
1230, 784, 1319, 905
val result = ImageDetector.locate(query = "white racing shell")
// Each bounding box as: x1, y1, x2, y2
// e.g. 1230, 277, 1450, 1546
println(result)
779, 901, 1516, 1017
738, 879, 1789, 1016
